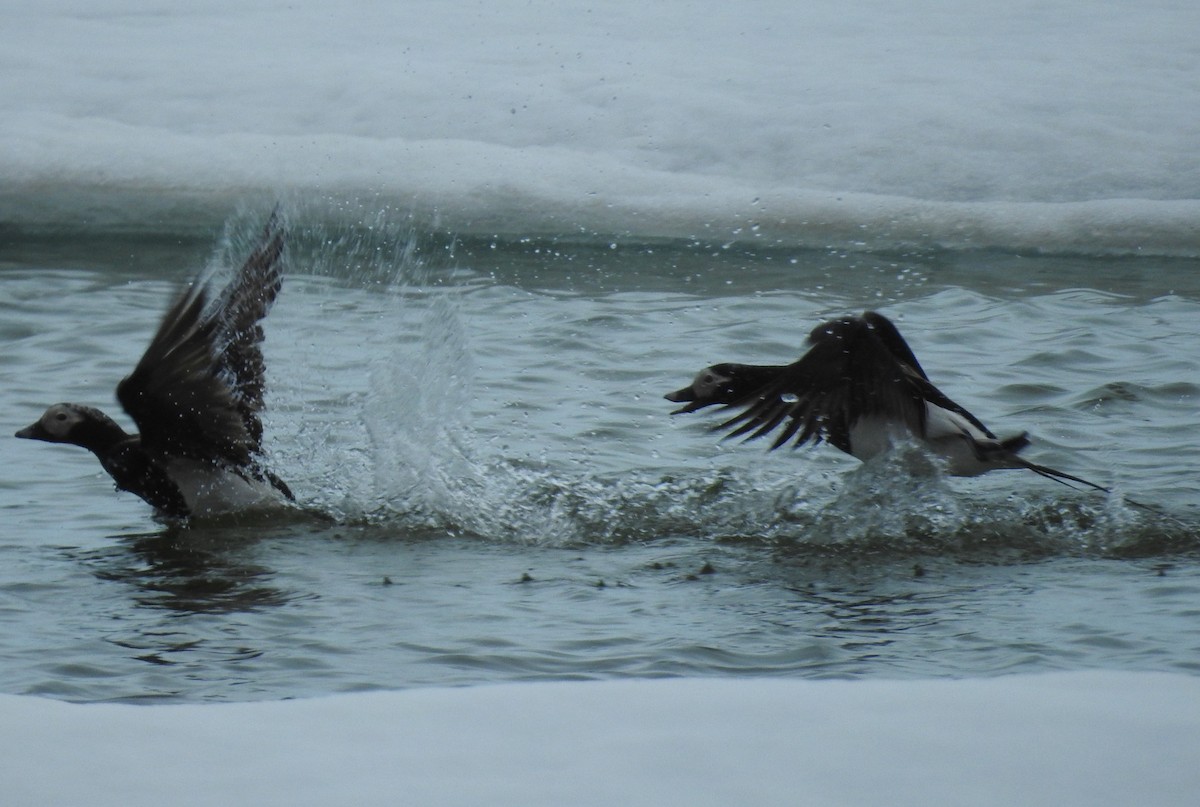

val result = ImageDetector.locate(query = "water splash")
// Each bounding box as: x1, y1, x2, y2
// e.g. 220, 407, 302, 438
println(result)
253, 205, 1198, 557
363, 292, 481, 522
342, 308, 1194, 553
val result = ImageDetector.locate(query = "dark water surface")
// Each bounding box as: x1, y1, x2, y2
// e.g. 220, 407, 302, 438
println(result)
2, 214, 1198, 702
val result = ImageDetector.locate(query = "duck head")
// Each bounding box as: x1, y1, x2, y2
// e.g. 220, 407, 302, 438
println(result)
665, 363, 782, 413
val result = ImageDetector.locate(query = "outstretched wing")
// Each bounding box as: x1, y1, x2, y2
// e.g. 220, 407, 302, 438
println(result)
210, 209, 286, 446
713, 314, 929, 452
117, 212, 285, 465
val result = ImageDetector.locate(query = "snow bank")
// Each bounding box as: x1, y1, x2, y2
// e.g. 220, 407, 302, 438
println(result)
2, 0, 1198, 252
4, 672, 1197, 807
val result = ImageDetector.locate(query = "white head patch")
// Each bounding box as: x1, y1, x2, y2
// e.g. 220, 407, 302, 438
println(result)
691, 367, 731, 398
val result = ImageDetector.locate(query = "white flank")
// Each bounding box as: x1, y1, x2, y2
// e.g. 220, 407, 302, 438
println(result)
166, 460, 285, 517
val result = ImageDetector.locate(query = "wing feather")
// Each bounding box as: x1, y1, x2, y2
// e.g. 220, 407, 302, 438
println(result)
712, 314, 928, 451
117, 211, 285, 466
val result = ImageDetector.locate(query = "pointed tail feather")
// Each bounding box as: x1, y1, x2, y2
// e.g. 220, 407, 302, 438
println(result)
1011, 454, 1196, 529
1013, 456, 1111, 493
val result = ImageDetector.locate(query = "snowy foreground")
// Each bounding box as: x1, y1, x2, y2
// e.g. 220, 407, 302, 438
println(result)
4, 672, 1197, 807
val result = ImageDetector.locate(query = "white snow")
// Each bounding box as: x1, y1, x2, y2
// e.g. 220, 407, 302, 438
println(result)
2, 0, 1199, 252
3, 672, 1197, 807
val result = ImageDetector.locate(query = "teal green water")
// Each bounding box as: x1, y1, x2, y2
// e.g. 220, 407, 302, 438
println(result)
2, 215, 1198, 702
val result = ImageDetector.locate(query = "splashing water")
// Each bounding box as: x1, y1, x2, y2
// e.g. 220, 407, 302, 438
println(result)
251, 206, 1197, 556
363, 293, 482, 523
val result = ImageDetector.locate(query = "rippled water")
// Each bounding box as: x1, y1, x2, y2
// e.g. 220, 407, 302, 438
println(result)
2, 211, 1198, 702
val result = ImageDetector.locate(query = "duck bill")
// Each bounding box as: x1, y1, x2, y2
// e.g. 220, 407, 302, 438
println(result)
664, 386, 695, 404
15, 421, 49, 441
665, 387, 713, 414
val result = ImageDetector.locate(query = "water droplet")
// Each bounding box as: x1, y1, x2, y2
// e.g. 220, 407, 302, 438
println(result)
780, 392, 800, 404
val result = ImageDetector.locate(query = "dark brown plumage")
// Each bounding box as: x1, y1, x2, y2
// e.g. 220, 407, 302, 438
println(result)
16, 211, 293, 518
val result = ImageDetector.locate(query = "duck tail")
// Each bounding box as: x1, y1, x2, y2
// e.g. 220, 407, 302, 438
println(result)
984, 431, 1107, 493
990, 434, 1188, 527
1014, 455, 1194, 529
969, 431, 1031, 466
999, 431, 1031, 454
1012, 455, 1110, 494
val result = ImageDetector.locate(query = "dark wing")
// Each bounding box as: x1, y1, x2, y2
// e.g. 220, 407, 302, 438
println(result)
116, 283, 253, 464
861, 311, 928, 380
714, 314, 929, 452
862, 311, 996, 439
117, 212, 285, 465
903, 372, 997, 439
209, 209, 285, 447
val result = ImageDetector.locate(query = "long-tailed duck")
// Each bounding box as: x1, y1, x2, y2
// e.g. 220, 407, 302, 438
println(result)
16, 212, 295, 518
666, 310, 1107, 491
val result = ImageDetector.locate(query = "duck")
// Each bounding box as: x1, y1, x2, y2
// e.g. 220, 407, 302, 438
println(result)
665, 310, 1108, 491
15, 211, 295, 519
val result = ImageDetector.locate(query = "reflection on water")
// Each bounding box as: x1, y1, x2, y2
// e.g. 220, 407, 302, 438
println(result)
88, 527, 295, 614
